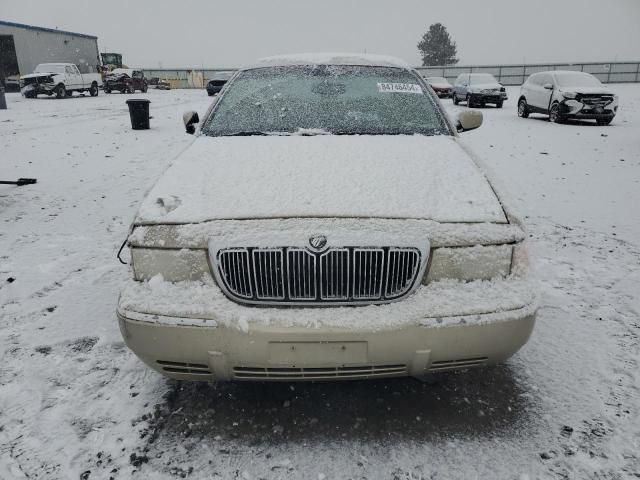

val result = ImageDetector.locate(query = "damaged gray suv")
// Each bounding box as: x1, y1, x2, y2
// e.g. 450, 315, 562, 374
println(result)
517, 71, 618, 125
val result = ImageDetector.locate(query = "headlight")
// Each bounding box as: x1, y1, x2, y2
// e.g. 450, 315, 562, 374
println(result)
562, 91, 577, 99
423, 244, 513, 283
130, 248, 211, 282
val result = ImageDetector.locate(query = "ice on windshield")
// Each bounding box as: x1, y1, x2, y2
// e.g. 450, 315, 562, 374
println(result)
203, 65, 449, 136
34, 64, 66, 74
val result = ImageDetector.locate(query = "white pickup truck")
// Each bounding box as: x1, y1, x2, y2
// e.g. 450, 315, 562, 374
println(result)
20, 63, 103, 99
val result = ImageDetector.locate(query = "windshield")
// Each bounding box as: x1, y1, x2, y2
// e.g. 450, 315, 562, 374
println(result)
203, 65, 449, 136
427, 77, 448, 84
101, 53, 121, 65
470, 73, 498, 84
34, 64, 66, 74
555, 72, 602, 88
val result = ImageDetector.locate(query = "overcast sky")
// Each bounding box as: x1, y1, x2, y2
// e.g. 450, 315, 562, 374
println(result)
2, 0, 639, 68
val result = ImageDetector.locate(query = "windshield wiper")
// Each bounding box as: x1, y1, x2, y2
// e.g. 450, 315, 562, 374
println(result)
332, 130, 441, 136
332, 130, 405, 136
225, 131, 268, 136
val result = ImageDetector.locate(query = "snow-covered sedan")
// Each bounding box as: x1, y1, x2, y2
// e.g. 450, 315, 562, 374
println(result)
425, 76, 453, 98
517, 70, 618, 125
117, 54, 537, 381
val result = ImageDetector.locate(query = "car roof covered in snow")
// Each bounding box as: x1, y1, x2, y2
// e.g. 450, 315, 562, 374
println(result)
248, 53, 412, 70
551, 70, 593, 76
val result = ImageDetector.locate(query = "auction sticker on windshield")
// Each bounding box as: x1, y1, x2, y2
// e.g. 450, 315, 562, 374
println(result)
377, 83, 423, 94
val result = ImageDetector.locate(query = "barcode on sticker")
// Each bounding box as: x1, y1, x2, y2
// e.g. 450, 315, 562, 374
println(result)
377, 83, 423, 94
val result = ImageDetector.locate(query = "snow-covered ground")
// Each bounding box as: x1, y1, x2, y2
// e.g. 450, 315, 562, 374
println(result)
1, 86, 639, 479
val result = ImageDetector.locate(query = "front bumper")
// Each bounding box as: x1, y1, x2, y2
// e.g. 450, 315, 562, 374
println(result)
104, 81, 127, 90
117, 276, 537, 381
21, 82, 56, 95
470, 92, 507, 103
559, 100, 617, 119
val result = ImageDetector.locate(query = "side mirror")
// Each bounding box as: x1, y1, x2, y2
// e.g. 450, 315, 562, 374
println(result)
543, 83, 553, 90
183, 111, 200, 134
456, 110, 483, 133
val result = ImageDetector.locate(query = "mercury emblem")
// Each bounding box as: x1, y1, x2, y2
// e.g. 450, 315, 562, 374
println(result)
308, 234, 327, 250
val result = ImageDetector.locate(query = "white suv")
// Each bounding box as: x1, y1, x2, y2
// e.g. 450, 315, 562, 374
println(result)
517, 71, 618, 125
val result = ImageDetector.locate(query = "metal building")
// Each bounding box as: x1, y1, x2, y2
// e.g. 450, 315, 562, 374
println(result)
0, 20, 100, 88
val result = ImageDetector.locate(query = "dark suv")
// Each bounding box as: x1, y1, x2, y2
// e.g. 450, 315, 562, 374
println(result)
205, 71, 235, 96
104, 69, 148, 94
452, 73, 507, 108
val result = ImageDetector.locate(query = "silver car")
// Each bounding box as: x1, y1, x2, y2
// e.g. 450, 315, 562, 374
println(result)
117, 54, 536, 382
452, 73, 508, 108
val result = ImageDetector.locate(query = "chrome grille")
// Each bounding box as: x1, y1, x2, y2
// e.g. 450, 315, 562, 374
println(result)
385, 248, 421, 299
352, 248, 384, 299
218, 249, 252, 299
287, 248, 316, 300
252, 248, 284, 300
581, 94, 614, 107
216, 246, 422, 306
320, 249, 349, 300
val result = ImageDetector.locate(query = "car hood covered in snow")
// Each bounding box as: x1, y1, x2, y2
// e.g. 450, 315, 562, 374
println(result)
135, 134, 506, 225
471, 82, 502, 90
21, 72, 62, 80
429, 83, 451, 89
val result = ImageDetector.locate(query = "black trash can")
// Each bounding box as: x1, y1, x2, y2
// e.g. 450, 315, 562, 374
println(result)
0, 87, 7, 110
126, 99, 151, 130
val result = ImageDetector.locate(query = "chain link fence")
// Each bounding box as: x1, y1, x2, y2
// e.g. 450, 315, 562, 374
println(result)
142, 62, 640, 89
142, 68, 236, 89
416, 61, 640, 86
